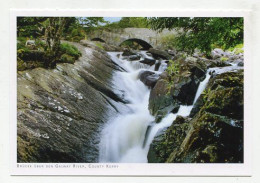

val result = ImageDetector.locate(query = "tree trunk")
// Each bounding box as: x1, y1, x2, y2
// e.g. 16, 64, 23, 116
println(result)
45, 17, 68, 67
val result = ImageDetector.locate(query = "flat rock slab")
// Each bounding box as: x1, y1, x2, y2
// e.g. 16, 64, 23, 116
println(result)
17, 41, 124, 163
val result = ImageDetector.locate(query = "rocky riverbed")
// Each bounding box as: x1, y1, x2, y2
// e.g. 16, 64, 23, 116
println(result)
147, 49, 244, 163
17, 40, 244, 163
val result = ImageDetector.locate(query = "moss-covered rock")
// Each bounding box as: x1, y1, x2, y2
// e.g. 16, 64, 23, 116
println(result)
60, 54, 75, 64
191, 70, 243, 119
148, 70, 244, 163
148, 58, 207, 121
148, 116, 191, 162
17, 41, 82, 71
167, 111, 243, 163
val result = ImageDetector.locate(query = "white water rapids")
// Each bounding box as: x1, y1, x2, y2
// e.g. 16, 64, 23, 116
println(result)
98, 51, 242, 163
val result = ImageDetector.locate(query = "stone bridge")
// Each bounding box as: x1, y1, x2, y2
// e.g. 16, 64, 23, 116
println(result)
88, 28, 177, 49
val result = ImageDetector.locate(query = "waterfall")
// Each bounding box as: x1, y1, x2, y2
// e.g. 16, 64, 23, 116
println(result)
99, 51, 156, 163
99, 51, 242, 163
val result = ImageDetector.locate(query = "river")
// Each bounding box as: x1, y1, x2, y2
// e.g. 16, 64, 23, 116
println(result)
98, 51, 242, 163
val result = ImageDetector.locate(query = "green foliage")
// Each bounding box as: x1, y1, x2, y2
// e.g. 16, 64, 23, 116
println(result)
65, 28, 86, 42
17, 17, 47, 38
99, 17, 149, 30
166, 60, 180, 76
94, 42, 104, 50
17, 41, 81, 71
220, 57, 229, 62
17, 37, 28, 50
159, 34, 177, 50
165, 60, 181, 94
202, 88, 212, 102
78, 17, 107, 27
117, 17, 149, 28
60, 54, 75, 64
17, 37, 27, 43
59, 43, 81, 59
228, 43, 244, 54
148, 17, 243, 56
35, 39, 47, 51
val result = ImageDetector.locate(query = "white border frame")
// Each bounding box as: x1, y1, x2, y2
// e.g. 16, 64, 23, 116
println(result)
10, 9, 252, 176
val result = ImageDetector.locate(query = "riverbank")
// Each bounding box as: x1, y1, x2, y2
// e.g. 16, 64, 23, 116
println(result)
17, 39, 244, 163
17, 41, 124, 162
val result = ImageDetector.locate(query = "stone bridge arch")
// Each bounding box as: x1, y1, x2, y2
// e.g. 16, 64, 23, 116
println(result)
88, 28, 177, 49
119, 38, 153, 50
91, 38, 106, 43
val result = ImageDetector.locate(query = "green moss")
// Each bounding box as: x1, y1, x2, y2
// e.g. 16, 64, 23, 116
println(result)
94, 42, 104, 50
159, 34, 177, 50
17, 41, 82, 71
65, 28, 86, 42
199, 72, 244, 119
227, 43, 244, 54
220, 56, 229, 62
59, 43, 81, 59
17, 58, 27, 71
60, 54, 75, 64
148, 116, 191, 163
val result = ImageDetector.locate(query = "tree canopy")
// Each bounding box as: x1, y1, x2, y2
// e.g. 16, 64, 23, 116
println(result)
101, 17, 149, 29
147, 17, 243, 55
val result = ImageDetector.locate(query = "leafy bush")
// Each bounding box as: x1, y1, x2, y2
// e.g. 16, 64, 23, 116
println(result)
17, 37, 28, 51
59, 43, 81, 59
35, 39, 47, 51
159, 34, 177, 50
166, 60, 180, 76
60, 54, 75, 64
17, 41, 82, 71
228, 44, 244, 54
148, 17, 243, 56
65, 28, 86, 42
17, 37, 27, 43
17, 58, 44, 71
220, 57, 229, 62
165, 59, 181, 94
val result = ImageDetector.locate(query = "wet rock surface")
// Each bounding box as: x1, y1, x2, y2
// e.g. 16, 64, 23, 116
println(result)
122, 49, 138, 56
80, 40, 122, 52
148, 48, 173, 60
128, 55, 141, 61
148, 70, 244, 163
17, 42, 124, 163
148, 116, 191, 163
138, 70, 160, 88
140, 57, 156, 66
148, 58, 207, 119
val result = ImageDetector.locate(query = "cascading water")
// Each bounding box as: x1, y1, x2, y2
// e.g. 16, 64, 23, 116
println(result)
99, 51, 242, 163
99, 52, 155, 163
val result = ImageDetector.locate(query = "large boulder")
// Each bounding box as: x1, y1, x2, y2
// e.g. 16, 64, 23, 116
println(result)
122, 49, 138, 56
148, 70, 244, 163
140, 57, 156, 66
17, 42, 125, 163
148, 116, 191, 163
128, 55, 141, 61
211, 48, 226, 59
148, 58, 206, 122
148, 48, 173, 60
197, 58, 231, 68
138, 70, 160, 88
167, 49, 177, 56
190, 70, 244, 119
